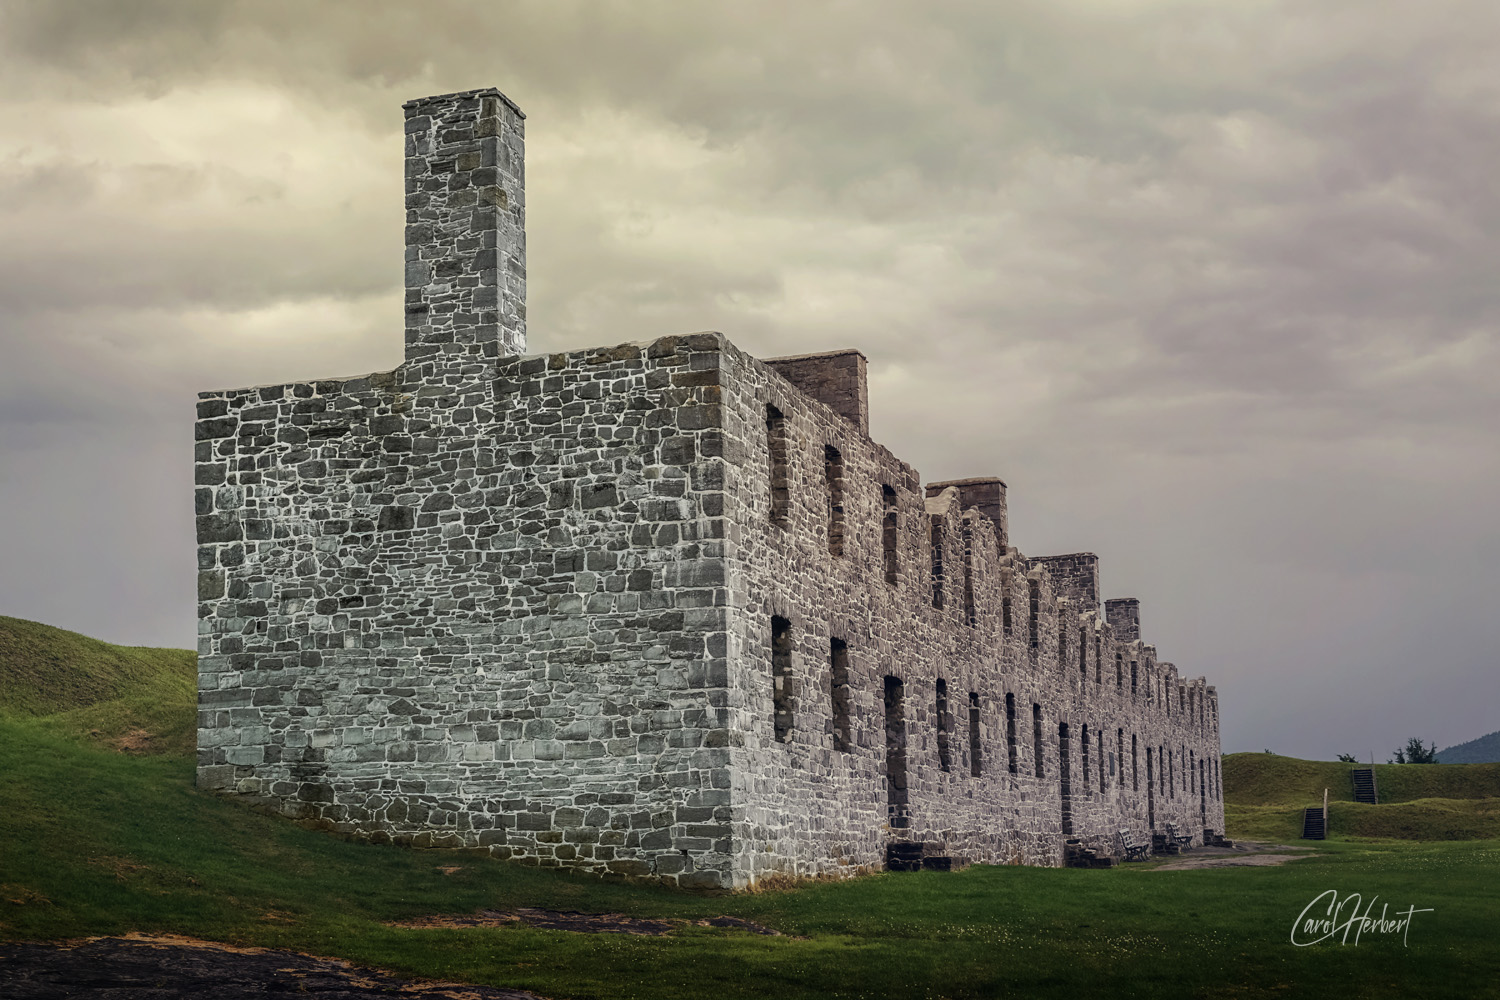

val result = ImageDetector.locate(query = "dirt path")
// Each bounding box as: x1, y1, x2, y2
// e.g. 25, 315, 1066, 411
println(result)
390, 907, 781, 936
1148, 841, 1318, 871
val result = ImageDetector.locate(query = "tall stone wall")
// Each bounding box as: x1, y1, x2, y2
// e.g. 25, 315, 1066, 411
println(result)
197, 331, 1225, 888
715, 336, 1224, 883
196, 86, 1224, 891
195, 334, 736, 888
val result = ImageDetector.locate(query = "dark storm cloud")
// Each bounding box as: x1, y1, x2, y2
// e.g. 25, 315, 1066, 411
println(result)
0, 0, 1495, 758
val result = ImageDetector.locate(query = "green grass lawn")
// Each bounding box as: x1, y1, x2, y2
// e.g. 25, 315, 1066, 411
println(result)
2, 616, 1498, 999
1223, 751, 1500, 845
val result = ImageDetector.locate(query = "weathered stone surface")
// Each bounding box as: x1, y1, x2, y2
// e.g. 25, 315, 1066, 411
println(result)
195, 87, 1224, 892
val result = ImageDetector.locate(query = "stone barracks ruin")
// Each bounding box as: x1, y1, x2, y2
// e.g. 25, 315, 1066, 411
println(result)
194, 88, 1225, 889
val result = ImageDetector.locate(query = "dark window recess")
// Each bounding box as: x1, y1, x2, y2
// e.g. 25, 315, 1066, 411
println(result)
1116, 653, 1123, 689
830, 638, 851, 752
936, 678, 952, 772
968, 692, 983, 777
1032, 703, 1044, 778
1058, 621, 1067, 670
1131, 661, 1138, 698
1132, 733, 1139, 792
882, 484, 898, 586
1079, 627, 1088, 684
885, 677, 908, 829
1002, 595, 1012, 635
1081, 723, 1091, 785
1116, 728, 1125, 780
1059, 722, 1073, 836
771, 616, 792, 743
929, 515, 945, 609
1028, 579, 1040, 651
962, 521, 977, 627
766, 405, 789, 524
1005, 693, 1018, 774
824, 445, 845, 556
1095, 636, 1102, 684
1147, 750, 1156, 830
1098, 729, 1106, 791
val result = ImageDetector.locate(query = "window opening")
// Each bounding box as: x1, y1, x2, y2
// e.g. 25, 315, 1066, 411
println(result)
882, 484, 898, 586
1032, 703, 1044, 778
824, 446, 845, 556
968, 692, 983, 777
929, 515, 945, 609
1028, 579, 1040, 651
771, 616, 793, 743
1005, 693, 1017, 774
884, 676, 908, 829
1059, 722, 1073, 836
766, 405, 789, 524
935, 678, 952, 773
829, 637, 851, 752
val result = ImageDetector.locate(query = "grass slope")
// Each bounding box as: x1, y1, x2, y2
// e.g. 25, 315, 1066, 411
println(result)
1223, 752, 1500, 843
2, 615, 1498, 998
0, 615, 195, 755
4, 716, 1497, 999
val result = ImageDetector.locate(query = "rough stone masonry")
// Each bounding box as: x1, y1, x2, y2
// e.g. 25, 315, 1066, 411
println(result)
195, 87, 1225, 889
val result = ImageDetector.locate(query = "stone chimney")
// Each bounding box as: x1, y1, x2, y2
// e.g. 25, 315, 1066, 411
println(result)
402, 87, 526, 366
1105, 597, 1140, 641
925, 477, 1008, 551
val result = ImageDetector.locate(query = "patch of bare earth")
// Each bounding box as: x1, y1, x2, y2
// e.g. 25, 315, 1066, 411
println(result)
0, 933, 542, 999
110, 728, 156, 754
1149, 841, 1317, 871
389, 908, 783, 936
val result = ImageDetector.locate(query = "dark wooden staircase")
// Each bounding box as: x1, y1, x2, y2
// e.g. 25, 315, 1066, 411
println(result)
1301, 807, 1326, 840
1064, 839, 1118, 868
1352, 767, 1378, 804
886, 841, 963, 872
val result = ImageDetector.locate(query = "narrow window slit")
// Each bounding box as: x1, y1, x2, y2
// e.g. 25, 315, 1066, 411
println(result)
929, 515, 945, 609
771, 616, 792, 743
1028, 579, 1040, 651
968, 692, 983, 777
936, 678, 952, 772
830, 637, 851, 752
1032, 703, 1044, 778
824, 445, 845, 556
766, 405, 789, 524
882, 484, 898, 586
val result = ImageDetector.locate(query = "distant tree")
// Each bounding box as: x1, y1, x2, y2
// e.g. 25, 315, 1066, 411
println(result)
1389, 738, 1438, 764
1337, 753, 1359, 763
1263, 748, 1275, 755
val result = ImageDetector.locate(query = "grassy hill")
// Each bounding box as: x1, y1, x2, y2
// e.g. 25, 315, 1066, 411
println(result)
1222, 751, 1500, 843
2, 614, 1498, 998
0, 615, 196, 755
1439, 728, 1500, 763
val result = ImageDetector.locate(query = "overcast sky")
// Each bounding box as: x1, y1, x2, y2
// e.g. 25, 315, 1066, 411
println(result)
1, 0, 1495, 760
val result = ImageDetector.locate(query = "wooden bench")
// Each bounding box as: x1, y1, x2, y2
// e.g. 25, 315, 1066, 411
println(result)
1164, 822, 1193, 850
1115, 828, 1151, 862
